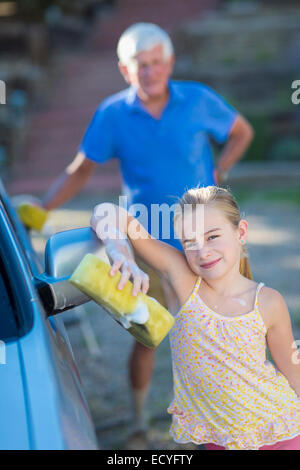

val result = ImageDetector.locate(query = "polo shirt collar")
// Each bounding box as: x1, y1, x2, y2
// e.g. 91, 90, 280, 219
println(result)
126, 80, 184, 113
168, 80, 185, 103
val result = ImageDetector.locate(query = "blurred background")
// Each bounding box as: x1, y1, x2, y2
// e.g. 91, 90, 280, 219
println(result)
0, 0, 300, 450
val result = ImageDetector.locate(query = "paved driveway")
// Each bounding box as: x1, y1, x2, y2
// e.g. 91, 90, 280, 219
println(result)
30, 187, 300, 450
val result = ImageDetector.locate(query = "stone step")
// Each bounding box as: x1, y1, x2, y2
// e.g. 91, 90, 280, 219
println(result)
229, 162, 300, 181
174, 5, 300, 69
90, 0, 219, 50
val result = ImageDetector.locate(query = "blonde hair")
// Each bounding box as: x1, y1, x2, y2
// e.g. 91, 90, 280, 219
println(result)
174, 186, 252, 280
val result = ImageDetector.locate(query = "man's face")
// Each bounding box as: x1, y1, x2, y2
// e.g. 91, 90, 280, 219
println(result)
119, 44, 174, 99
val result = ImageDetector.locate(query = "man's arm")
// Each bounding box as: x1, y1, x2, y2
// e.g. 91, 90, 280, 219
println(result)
42, 152, 96, 210
215, 114, 254, 184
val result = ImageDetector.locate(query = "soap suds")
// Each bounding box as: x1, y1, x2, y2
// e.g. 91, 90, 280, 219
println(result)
118, 302, 150, 329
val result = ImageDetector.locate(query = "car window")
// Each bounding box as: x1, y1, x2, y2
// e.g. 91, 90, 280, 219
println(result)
0, 203, 34, 341
0, 182, 43, 276
0, 256, 19, 342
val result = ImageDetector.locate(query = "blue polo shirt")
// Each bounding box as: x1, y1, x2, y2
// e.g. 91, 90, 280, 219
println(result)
80, 80, 237, 249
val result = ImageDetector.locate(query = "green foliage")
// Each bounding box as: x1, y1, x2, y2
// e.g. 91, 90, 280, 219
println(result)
245, 114, 271, 162
16, 0, 56, 21
292, 309, 300, 328
233, 185, 300, 206
275, 85, 294, 110
222, 55, 238, 66
254, 49, 274, 64
269, 137, 300, 162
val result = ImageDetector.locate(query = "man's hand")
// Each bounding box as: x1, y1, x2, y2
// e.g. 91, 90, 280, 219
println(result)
213, 168, 229, 186
13, 195, 49, 231
213, 168, 220, 185
213, 168, 223, 186
216, 115, 254, 181
11, 194, 43, 209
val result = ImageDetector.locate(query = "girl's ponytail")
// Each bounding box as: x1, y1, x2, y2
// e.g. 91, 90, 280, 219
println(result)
240, 245, 253, 280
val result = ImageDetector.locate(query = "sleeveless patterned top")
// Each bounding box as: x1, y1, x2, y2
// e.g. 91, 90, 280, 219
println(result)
167, 277, 300, 450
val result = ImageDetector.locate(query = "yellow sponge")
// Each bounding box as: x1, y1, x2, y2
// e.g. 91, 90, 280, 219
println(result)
69, 254, 175, 348
17, 203, 48, 231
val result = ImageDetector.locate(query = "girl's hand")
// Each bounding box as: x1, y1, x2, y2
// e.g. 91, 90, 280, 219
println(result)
91, 202, 184, 292
110, 254, 149, 296
105, 240, 149, 297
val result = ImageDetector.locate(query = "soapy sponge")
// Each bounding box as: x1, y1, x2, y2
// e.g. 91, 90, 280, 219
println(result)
17, 203, 48, 231
69, 254, 175, 348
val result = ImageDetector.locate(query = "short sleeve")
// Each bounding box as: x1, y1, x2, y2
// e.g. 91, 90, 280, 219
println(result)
79, 102, 116, 163
201, 86, 238, 144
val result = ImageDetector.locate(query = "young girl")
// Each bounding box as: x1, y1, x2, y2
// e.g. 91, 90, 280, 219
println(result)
91, 186, 300, 450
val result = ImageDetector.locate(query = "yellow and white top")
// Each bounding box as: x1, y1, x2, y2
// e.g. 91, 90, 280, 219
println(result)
167, 277, 300, 450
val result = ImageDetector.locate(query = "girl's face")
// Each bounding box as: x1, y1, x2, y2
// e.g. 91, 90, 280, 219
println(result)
180, 205, 248, 280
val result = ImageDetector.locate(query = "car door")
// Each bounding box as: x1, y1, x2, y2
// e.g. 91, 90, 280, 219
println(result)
0, 182, 98, 450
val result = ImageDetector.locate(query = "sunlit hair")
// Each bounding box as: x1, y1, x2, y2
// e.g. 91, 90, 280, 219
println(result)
117, 23, 174, 66
174, 186, 253, 280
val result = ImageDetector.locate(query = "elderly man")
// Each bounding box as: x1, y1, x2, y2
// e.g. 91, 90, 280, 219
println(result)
42, 23, 253, 444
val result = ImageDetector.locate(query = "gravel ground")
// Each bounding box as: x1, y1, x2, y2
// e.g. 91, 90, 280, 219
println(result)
30, 183, 300, 450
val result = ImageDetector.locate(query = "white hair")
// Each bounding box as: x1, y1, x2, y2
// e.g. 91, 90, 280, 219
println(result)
117, 23, 174, 65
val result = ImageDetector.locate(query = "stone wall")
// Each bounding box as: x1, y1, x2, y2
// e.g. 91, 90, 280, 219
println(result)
173, 3, 300, 161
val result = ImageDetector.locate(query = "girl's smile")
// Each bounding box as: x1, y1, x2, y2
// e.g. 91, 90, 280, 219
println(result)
200, 257, 222, 269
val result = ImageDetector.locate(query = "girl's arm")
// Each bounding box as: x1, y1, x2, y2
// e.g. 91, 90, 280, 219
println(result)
263, 288, 300, 397
90, 202, 186, 296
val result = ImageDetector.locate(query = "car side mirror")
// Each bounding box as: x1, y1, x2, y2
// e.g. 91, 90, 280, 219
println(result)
35, 227, 109, 316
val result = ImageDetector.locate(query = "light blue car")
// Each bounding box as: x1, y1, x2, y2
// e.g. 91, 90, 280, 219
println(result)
0, 179, 102, 450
